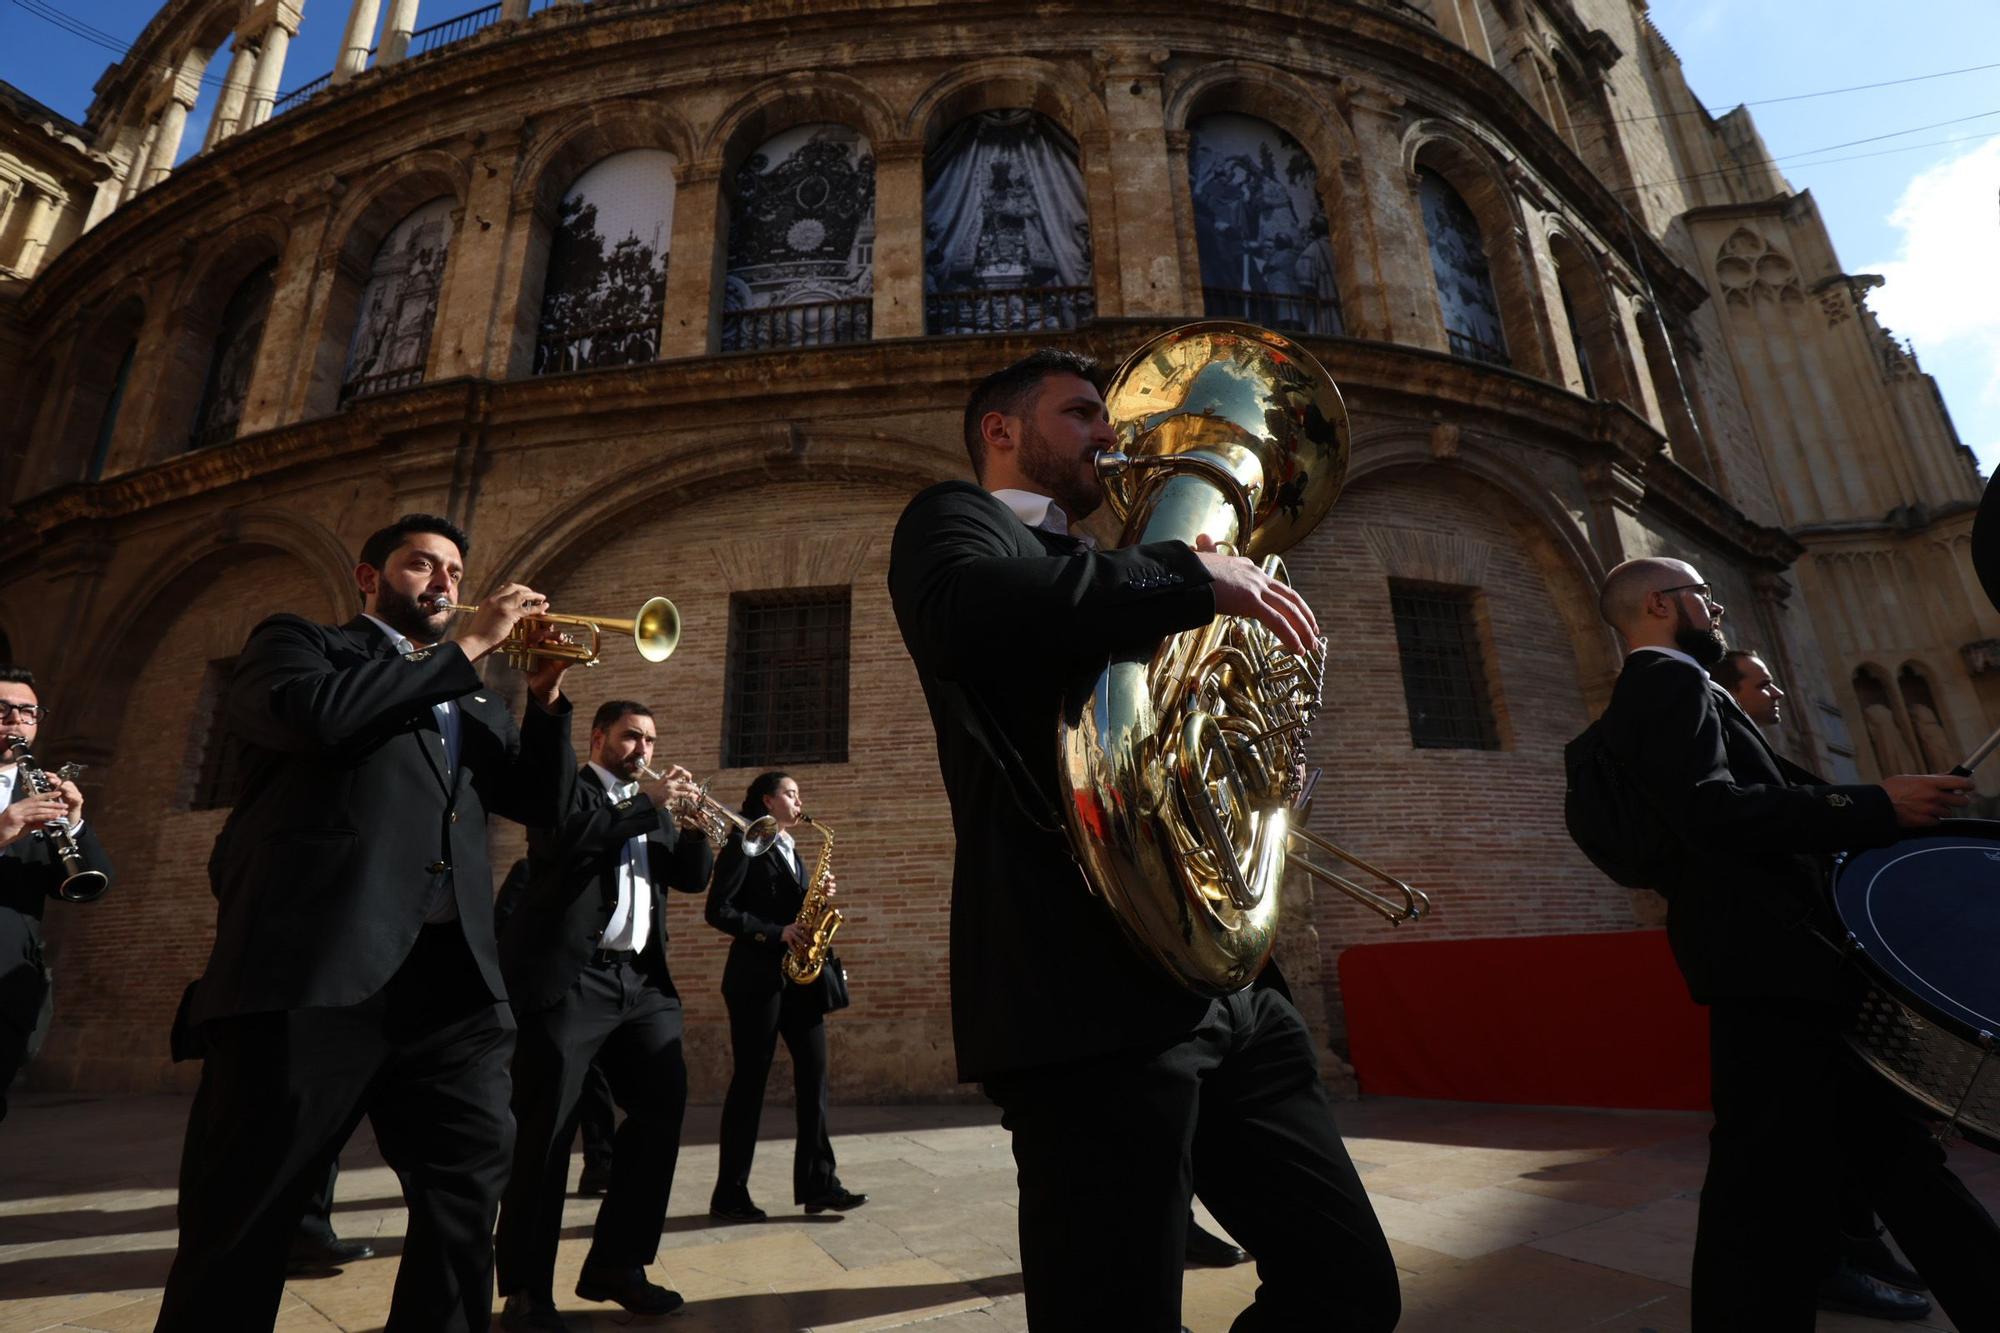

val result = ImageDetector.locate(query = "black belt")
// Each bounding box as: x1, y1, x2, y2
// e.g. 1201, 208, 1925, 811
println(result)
587, 947, 638, 968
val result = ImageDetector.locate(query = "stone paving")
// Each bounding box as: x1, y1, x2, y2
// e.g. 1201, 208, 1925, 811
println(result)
1, 1090, 1989, 1332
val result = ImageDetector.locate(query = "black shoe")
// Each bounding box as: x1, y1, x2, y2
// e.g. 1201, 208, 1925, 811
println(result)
1185, 1217, 1248, 1267
575, 1265, 684, 1316
576, 1160, 612, 1198
708, 1196, 768, 1223
803, 1187, 868, 1214
284, 1232, 375, 1274
1818, 1258, 1933, 1321
499, 1293, 571, 1333
1844, 1226, 1928, 1292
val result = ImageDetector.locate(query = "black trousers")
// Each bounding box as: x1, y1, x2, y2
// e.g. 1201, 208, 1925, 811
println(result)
298, 1157, 341, 1241
714, 979, 837, 1206
495, 956, 686, 1301
156, 923, 514, 1333
1692, 997, 2000, 1331
0, 907, 46, 1122
578, 1060, 616, 1169
983, 987, 1399, 1333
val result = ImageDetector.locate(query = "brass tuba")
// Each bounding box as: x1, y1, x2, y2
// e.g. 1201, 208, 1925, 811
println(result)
1057, 321, 1428, 997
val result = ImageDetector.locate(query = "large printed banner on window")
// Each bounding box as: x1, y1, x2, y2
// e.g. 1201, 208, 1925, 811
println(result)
535, 149, 675, 375
1189, 114, 1342, 336
722, 124, 874, 351
343, 197, 454, 401
1419, 168, 1508, 366
924, 109, 1093, 335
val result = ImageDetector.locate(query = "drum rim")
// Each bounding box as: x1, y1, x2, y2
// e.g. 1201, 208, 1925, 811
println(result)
1833, 817, 2000, 1049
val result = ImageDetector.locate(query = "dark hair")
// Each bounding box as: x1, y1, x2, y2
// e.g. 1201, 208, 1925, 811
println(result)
358, 513, 471, 572
590, 700, 652, 734
0, 665, 34, 689
740, 770, 792, 821
1709, 649, 1762, 693
960, 348, 1101, 477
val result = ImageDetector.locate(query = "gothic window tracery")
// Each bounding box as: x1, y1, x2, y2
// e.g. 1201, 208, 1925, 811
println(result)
924, 109, 1094, 335
1188, 113, 1342, 336
189, 260, 276, 450
1714, 227, 1803, 309
1417, 167, 1508, 366
342, 197, 455, 402
722, 124, 874, 352
533, 151, 674, 375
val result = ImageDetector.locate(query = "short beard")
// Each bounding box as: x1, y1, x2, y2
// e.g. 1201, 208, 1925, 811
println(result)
1016, 424, 1103, 522
1674, 607, 1727, 669
374, 584, 451, 645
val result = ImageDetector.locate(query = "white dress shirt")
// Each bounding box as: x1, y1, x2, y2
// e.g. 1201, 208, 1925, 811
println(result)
589, 762, 653, 954
364, 614, 460, 771
990, 488, 1098, 549
773, 827, 803, 884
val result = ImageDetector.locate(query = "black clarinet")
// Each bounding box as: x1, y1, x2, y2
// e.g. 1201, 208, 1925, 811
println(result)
3, 736, 109, 903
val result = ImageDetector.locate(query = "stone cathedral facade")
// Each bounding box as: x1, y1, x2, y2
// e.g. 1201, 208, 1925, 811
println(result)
0, 0, 1985, 1100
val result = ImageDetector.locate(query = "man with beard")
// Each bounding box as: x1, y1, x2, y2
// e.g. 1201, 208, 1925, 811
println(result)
158, 513, 577, 1333
1595, 557, 2000, 1330
888, 349, 1399, 1332
494, 701, 713, 1331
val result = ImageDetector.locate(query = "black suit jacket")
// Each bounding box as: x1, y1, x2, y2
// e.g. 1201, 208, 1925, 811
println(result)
1602, 648, 1901, 1004
0, 767, 114, 922
888, 480, 1222, 1081
499, 765, 714, 1013
706, 830, 811, 1000
192, 614, 574, 1025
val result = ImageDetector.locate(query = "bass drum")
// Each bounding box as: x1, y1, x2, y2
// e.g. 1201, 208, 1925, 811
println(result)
1832, 818, 2000, 1150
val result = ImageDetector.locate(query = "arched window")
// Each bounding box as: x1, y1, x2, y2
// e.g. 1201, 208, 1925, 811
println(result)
341, 197, 454, 403
722, 124, 874, 352
924, 109, 1093, 335
1853, 666, 1917, 777
1188, 114, 1342, 336
534, 150, 674, 375
189, 260, 277, 449
87, 338, 138, 482
1417, 167, 1508, 366
1898, 664, 1953, 772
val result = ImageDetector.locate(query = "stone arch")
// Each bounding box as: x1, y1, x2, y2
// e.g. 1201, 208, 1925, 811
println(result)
1163, 63, 1368, 337
704, 73, 902, 175
506, 102, 693, 379
1850, 661, 1916, 779
1402, 119, 1544, 376
23, 293, 148, 493
904, 58, 1108, 150
1545, 225, 1634, 404
144, 212, 290, 463
302, 150, 471, 417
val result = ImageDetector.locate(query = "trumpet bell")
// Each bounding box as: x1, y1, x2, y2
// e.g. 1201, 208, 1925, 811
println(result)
741, 814, 781, 857
633, 596, 680, 663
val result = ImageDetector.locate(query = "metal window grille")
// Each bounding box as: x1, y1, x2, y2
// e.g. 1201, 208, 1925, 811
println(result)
191, 657, 249, 809
1388, 581, 1500, 750
723, 589, 851, 767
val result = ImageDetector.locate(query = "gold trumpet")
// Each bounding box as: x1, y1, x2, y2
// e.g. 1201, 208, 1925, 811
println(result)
635, 763, 781, 856
426, 595, 679, 670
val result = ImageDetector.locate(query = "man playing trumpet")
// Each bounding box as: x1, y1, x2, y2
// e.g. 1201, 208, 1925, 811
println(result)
159, 513, 577, 1332
493, 699, 715, 1331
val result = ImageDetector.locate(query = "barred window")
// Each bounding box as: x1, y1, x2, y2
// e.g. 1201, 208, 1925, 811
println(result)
723, 588, 851, 766
190, 656, 249, 809
1388, 581, 1500, 750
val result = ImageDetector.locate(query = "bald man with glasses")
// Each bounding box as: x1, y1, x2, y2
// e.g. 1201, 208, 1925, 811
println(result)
1594, 557, 1999, 1331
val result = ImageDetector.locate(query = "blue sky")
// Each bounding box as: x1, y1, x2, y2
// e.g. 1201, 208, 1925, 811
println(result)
5, 0, 1995, 474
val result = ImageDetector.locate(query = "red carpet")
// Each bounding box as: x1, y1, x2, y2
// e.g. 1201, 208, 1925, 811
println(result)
1338, 929, 1712, 1111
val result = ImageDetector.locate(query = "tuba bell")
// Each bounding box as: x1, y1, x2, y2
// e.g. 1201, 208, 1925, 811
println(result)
1057, 321, 1428, 997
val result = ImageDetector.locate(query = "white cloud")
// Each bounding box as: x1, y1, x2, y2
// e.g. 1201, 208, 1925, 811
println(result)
1863, 138, 2000, 469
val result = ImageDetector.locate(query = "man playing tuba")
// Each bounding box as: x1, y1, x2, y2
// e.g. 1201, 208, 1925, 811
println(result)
887, 348, 1398, 1332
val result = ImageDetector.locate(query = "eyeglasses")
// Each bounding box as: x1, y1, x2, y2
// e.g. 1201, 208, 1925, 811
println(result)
1657, 582, 1722, 611
0, 703, 46, 721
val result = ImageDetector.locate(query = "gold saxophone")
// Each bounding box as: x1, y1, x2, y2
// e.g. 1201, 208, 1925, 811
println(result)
1058, 321, 1429, 997
780, 816, 842, 985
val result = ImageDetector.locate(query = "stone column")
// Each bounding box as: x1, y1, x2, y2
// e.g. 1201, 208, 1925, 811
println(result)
243, 23, 294, 127
11, 188, 62, 276
333, 0, 384, 83
659, 163, 722, 359
142, 97, 192, 189
203, 39, 259, 148
1100, 49, 1183, 317
120, 118, 163, 203
1340, 83, 1439, 350
378, 0, 422, 66
870, 141, 926, 340
84, 173, 125, 230
238, 194, 339, 435
500, 0, 529, 16
430, 130, 526, 380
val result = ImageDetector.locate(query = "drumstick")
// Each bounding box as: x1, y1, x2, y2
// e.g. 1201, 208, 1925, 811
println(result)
1949, 722, 2000, 777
